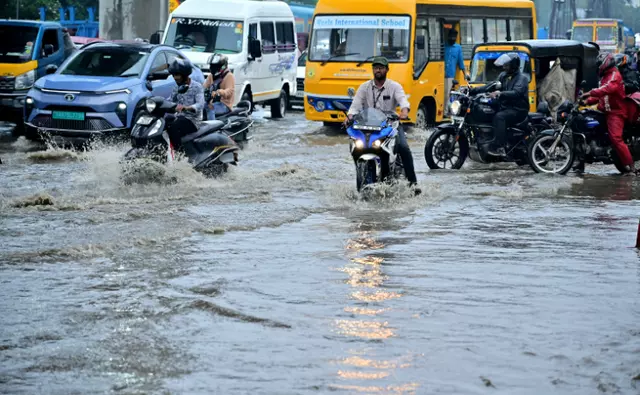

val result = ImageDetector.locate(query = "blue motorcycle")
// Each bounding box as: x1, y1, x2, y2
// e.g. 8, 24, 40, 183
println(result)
333, 102, 404, 192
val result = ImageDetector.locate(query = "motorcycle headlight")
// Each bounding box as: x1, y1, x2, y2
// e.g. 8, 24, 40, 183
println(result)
147, 119, 163, 137
354, 139, 364, 149
372, 139, 382, 148
145, 98, 157, 113
450, 100, 461, 116
15, 70, 35, 90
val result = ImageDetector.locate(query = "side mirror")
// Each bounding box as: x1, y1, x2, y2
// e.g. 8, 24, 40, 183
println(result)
465, 74, 471, 81
416, 36, 425, 50
580, 80, 587, 89
452, 79, 459, 86
45, 64, 58, 75
332, 101, 348, 111
249, 38, 262, 60
149, 31, 162, 45
43, 44, 55, 56
148, 69, 169, 81
178, 84, 189, 94
145, 80, 153, 91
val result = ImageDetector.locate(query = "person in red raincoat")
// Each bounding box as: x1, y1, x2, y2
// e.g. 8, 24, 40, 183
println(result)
582, 52, 637, 175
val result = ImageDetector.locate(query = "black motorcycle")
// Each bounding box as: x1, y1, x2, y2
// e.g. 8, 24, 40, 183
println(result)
424, 79, 549, 169
123, 96, 243, 176
528, 99, 640, 175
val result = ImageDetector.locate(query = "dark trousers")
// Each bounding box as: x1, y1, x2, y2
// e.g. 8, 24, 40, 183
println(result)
395, 126, 418, 184
492, 109, 527, 147
167, 116, 197, 149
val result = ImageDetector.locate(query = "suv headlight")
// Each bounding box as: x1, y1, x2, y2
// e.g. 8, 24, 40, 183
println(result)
15, 70, 35, 90
450, 100, 461, 116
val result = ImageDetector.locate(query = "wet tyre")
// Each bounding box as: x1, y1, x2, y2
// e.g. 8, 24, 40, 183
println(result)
270, 89, 288, 119
356, 160, 376, 192
527, 133, 574, 175
424, 128, 468, 169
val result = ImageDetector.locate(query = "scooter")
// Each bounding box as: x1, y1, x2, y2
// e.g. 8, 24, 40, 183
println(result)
204, 90, 254, 143
123, 96, 240, 176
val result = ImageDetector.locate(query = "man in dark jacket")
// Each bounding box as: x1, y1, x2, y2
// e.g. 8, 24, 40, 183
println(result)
472, 53, 529, 156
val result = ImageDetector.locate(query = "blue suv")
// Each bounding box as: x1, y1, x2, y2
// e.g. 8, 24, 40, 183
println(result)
24, 42, 197, 144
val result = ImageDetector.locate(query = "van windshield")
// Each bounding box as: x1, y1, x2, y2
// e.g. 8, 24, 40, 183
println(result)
572, 26, 593, 42
0, 25, 39, 63
309, 15, 410, 63
164, 17, 244, 54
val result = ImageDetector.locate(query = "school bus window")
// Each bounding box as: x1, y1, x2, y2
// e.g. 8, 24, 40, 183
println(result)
309, 15, 411, 63
426, 17, 443, 61
486, 19, 507, 42
510, 19, 531, 40
414, 18, 428, 74
460, 18, 483, 59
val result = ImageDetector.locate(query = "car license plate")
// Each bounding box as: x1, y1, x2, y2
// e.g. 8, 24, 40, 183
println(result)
52, 111, 85, 121
296, 91, 304, 98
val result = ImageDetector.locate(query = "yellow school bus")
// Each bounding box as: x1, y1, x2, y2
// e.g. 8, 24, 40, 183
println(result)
304, 0, 536, 127
571, 19, 634, 54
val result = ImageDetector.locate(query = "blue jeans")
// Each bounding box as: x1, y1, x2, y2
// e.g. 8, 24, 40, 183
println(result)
207, 102, 231, 120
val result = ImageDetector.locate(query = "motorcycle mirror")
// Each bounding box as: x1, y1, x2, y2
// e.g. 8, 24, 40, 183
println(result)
495, 81, 502, 90
177, 84, 189, 94
465, 74, 471, 82
332, 101, 348, 111
580, 80, 587, 89
452, 79, 459, 86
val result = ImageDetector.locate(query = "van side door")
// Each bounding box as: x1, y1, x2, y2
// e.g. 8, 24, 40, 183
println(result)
36, 28, 65, 79
257, 20, 278, 102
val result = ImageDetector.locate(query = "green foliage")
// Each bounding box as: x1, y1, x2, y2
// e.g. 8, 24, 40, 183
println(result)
0, 0, 99, 21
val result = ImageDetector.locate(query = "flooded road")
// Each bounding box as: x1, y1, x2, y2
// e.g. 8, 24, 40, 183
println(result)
1, 111, 639, 394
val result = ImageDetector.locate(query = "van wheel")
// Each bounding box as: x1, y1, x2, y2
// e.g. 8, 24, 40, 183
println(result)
270, 89, 288, 118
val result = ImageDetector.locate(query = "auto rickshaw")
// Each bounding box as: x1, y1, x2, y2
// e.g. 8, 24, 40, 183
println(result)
467, 39, 599, 114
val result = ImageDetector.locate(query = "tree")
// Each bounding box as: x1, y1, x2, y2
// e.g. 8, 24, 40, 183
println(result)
0, 0, 99, 21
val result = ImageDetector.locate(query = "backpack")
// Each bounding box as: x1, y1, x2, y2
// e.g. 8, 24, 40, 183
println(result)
620, 66, 640, 95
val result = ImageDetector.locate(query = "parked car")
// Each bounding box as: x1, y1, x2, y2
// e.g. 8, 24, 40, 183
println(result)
290, 50, 306, 108
0, 20, 76, 134
24, 41, 197, 145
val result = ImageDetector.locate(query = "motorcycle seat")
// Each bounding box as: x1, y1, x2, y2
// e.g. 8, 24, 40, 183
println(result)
181, 120, 225, 143
513, 118, 530, 130
528, 112, 545, 121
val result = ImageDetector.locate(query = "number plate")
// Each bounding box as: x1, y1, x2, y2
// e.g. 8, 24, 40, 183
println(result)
296, 91, 304, 97
52, 111, 85, 121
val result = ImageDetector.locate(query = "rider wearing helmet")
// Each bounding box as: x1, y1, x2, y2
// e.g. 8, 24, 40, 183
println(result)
615, 53, 640, 94
582, 52, 636, 175
203, 53, 235, 120
471, 52, 529, 157
166, 58, 205, 150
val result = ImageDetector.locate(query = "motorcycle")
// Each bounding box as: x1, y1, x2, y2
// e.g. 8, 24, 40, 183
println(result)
123, 96, 241, 176
204, 90, 254, 143
528, 98, 640, 175
332, 101, 405, 192
424, 78, 549, 169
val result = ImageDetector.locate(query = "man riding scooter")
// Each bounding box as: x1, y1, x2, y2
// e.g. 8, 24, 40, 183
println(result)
471, 53, 529, 157
166, 58, 205, 151
203, 53, 235, 120
582, 52, 637, 175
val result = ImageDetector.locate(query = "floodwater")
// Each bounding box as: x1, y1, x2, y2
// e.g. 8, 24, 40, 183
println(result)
1, 111, 639, 394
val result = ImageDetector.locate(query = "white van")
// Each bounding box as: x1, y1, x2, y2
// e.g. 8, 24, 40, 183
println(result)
161, 0, 297, 118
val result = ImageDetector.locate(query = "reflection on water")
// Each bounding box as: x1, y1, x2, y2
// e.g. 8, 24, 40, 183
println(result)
332, 226, 418, 393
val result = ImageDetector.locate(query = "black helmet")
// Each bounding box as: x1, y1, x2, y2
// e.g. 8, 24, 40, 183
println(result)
495, 52, 520, 75
207, 53, 229, 79
168, 58, 192, 80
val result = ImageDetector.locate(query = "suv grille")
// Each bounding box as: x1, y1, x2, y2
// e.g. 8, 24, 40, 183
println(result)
296, 78, 304, 92
0, 77, 15, 92
31, 115, 115, 131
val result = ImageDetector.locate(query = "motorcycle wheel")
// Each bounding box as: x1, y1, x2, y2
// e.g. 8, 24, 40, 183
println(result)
527, 133, 574, 175
356, 160, 376, 192
424, 128, 468, 169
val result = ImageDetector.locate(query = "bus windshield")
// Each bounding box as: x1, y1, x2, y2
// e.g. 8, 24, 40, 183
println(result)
309, 15, 410, 63
596, 26, 616, 43
572, 26, 593, 42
